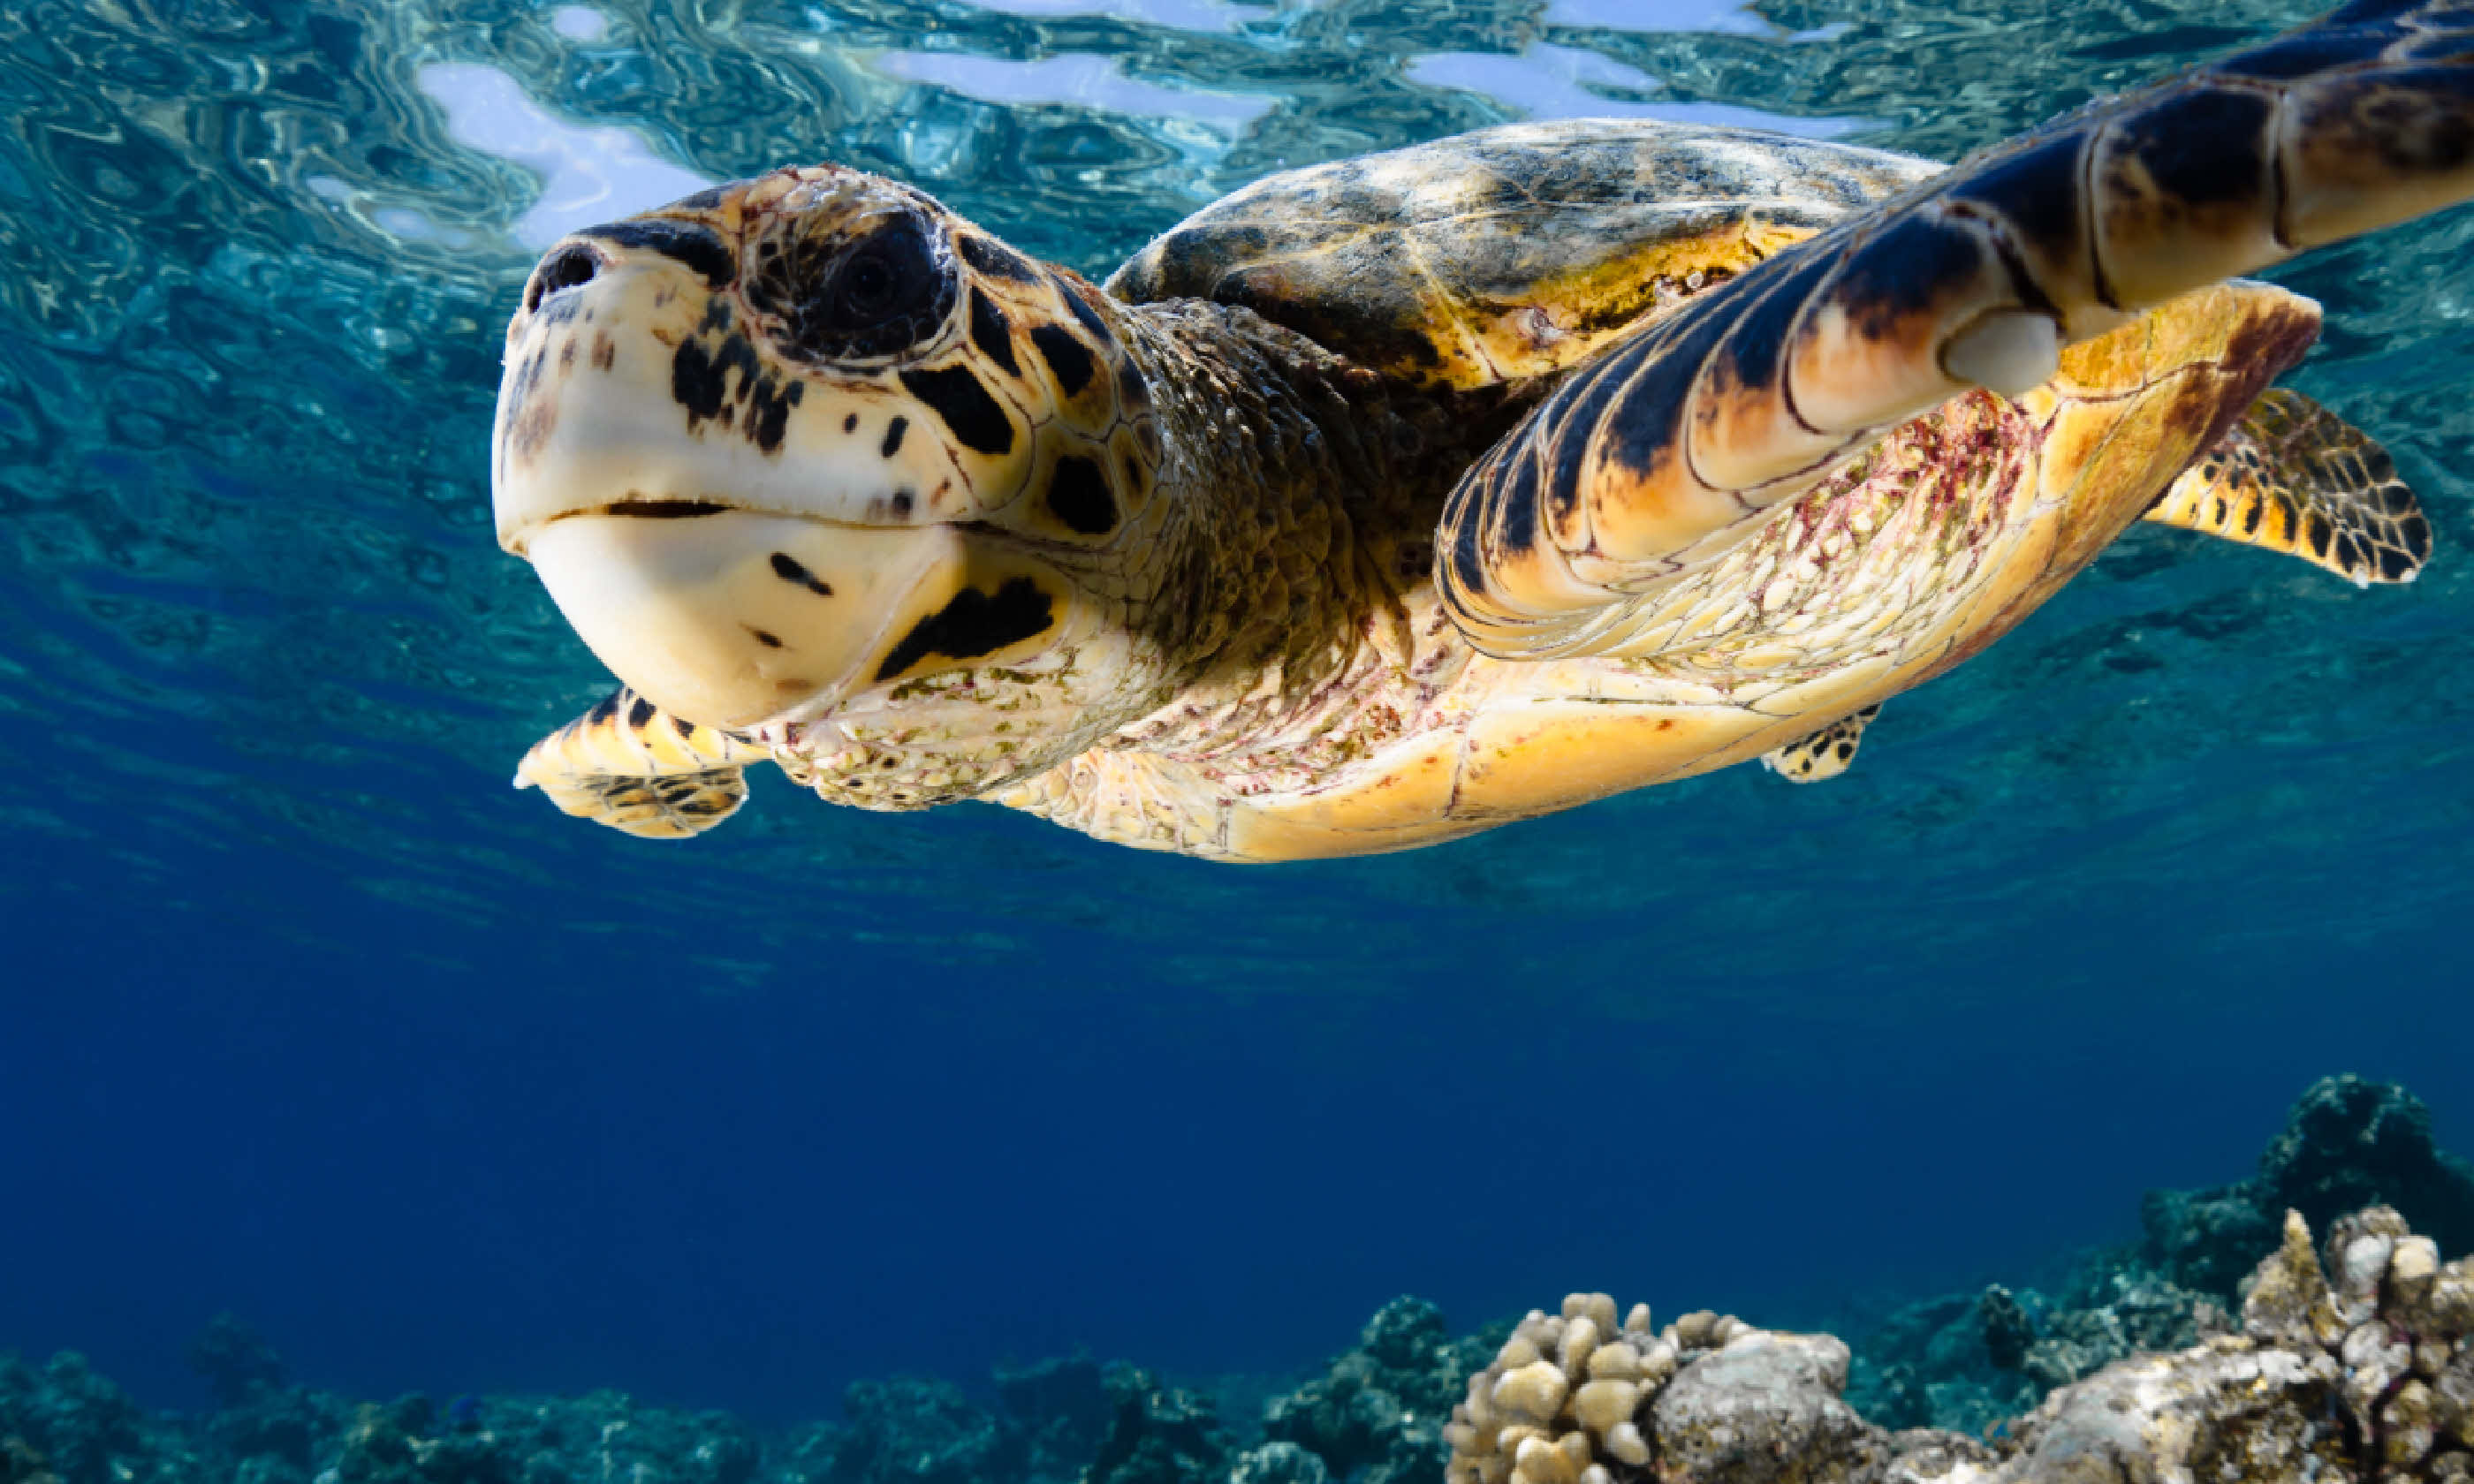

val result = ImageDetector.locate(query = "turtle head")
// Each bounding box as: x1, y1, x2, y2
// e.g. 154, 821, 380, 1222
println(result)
492, 166, 1171, 794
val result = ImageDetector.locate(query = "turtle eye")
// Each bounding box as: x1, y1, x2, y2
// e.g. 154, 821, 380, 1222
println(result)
748, 208, 958, 364
837, 250, 899, 318
822, 218, 943, 334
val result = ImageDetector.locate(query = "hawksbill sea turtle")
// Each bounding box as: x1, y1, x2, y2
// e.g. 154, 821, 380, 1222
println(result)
491, 0, 2462, 861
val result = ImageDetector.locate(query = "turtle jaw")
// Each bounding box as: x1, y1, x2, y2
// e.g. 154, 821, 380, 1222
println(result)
524, 504, 1101, 735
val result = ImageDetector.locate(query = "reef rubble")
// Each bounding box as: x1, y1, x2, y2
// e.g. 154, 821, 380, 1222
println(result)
4, 1077, 2469, 1484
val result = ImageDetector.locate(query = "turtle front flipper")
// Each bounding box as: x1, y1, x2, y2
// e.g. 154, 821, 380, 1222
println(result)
1440, 0, 2474, 658
515, 686, 766, 839
2144, 389, 2432, 585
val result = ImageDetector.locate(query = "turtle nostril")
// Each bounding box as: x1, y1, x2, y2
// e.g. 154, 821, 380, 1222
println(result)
526, 245, 603, 314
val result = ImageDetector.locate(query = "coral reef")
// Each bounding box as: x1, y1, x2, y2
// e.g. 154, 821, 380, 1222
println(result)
995, 1356, 1113, 1484
1085, 1368, 1228, 1484
4, 1077, 2469, 1484
186, 1316, 285, 1411
2146, 1073, 2474, 1298
0, 1352, 198, 1484
1446, 1206, 2474, 1483
785, 1375, 1021, 1484
1847, 1073, 2456, 1434
1256, 1298, 1506, 1484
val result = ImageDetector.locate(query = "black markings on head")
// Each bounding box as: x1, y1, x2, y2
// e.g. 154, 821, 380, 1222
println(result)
958, 233, 1041, 283
882, 416, 908, 458
672, 333, 801, 453
1056, 275, 1115, 345
587, 691, 621, 725
771, 551, 834, 596
627, 695, 657, 728
580, 220, 738, 288
672, 715, 698, 740
845, 413, 859, 434
750, 378, 801, 453
873, 577, 1054, 681
968, 288, 1019, 376
1045, 455, 1117, 535
1115, 359, 1150, 413
673, 333, 753, 423
898, 366, 1014, 456
890, 489, 914, 519
1029, 325, 1094, 398
747, 626, 785, 648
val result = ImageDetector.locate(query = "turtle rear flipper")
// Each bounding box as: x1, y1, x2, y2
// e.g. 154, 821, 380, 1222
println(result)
515, 686, 763, 839
1439, 0, 2474, 657
2144, 388, 2432, 585
1761, 705, 1880, 784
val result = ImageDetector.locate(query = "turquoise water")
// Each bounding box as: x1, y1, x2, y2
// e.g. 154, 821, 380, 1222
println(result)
3, 0, 2472, 1426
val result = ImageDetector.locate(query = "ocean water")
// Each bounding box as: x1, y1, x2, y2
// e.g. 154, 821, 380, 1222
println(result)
4, 0, 2473, 1436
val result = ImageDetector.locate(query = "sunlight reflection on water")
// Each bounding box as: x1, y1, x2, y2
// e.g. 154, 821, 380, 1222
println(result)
1404, 42, 1877, 132
948, 0, 1276, 33
417, 64, 716, 249
873, 50, 1279, 135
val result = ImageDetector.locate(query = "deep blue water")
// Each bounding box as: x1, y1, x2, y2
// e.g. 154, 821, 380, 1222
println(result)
3, 0, 2472, 1430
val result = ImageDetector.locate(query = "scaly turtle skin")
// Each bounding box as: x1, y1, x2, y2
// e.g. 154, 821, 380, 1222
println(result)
493, 0, 2463, 861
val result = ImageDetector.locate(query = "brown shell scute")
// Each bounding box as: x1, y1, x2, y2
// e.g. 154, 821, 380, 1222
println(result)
1106, 119, 1942, 390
